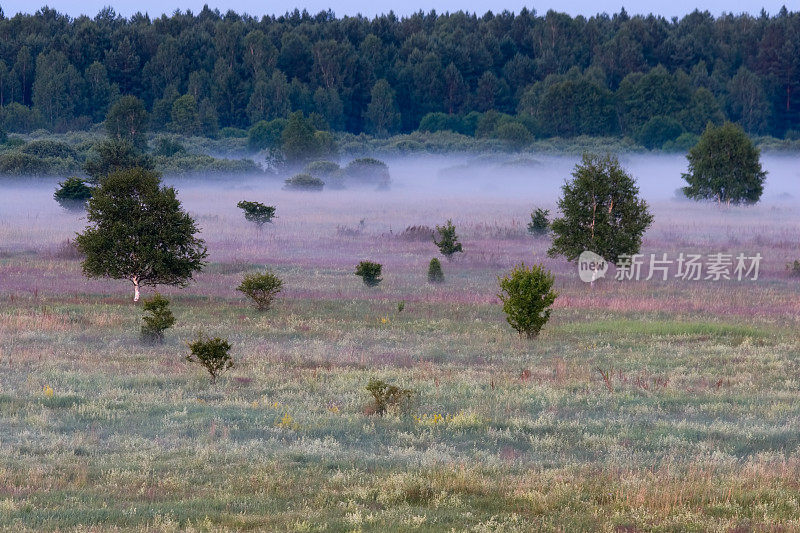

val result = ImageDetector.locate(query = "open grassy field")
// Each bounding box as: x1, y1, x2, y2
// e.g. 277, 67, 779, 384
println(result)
2, 156, 800, 531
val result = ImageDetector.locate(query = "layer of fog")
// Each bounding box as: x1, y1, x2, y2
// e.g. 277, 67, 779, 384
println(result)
2, 152, 799, 241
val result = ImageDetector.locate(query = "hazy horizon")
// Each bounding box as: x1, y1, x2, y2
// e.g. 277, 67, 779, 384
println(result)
0, 0, 794, 20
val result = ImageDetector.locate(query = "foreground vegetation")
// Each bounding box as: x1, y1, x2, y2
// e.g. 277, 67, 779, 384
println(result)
1, 182, 799, 530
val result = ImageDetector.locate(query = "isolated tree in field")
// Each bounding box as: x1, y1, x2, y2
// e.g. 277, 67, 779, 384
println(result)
355, 261, 383, 287
140, 293, 175, 343
84, 139, 154, 184
237, 271, 283, 311
427, 258, 444, 283
434, 219, 463, 259
498, 263, 558, 338
237, 200, 276, 226
527, 208, 550, 236
75, 167, 208, 302
186, 332, 232, 383
54, 177, 93, 210
682, 122, 766, 205
548, 154, 653, 264
105, 95, 148, 150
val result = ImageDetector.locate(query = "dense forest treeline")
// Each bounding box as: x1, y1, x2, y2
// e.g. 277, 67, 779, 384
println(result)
0, 5, 799, 145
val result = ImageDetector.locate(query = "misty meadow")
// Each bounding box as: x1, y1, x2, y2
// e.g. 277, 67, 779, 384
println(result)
2, 3, 800, 533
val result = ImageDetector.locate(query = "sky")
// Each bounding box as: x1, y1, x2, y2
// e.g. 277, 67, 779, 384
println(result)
0, 0, 794, 20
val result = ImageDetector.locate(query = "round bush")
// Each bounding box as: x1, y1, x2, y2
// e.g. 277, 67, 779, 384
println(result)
284, 173, 324, 191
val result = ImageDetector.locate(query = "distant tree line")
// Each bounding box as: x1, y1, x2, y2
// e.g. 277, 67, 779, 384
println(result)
0, 6, 799, 140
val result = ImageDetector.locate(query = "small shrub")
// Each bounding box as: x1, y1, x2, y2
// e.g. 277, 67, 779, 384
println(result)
343, 157, 391, 189
366, 378, 413, 416
237, 200, 276, 226
527, 208, 550, 236
498, 263, 558, 338
237, 271, 283, 310
284, 173, 324, 191
434, 219, 463, 259
787, 260, 800, 277
140, 293, 175, 343
355, 261, 383, 287
186, 332, 233, 383
397, 301, 405, 313
54, 177, 93, 210
427, 258, 444, 283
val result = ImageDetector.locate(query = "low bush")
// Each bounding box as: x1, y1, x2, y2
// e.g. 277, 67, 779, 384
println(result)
186, 332, 233, 383
284, 173, 324, 191
54, 177, 93, 210
355, 261, 383, 287
237, 200, 276, 226
498, 263, 558, 338
140, 293, 175, 343
343, 157, 391, 189
237, 271, 283, 310
365, 378, 414, 416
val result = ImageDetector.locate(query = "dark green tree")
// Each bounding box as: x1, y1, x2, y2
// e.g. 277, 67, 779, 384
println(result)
281, 112, 319, 164
682, 122, 767, 205
364, 79, 400, 137
527, 208, 550, 236
75, 167, 208, 302
427, 258, 444, 283
434, 219, 463, 259
83, 139, 153, 184
169, 94, 200, 135
105, 95, 148, 150
548, 153, 653, 264
355, 261, 383, 287
237, 200, 276, 226
635, 116, 684, 149
84, 62, 119, 123
32, 51, 83, 131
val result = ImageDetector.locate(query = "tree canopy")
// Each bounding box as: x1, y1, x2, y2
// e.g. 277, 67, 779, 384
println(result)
548, 153, 653, 265
682, 122, 767, 204
75, 167, 208, 301
0, 7, 798, 138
